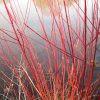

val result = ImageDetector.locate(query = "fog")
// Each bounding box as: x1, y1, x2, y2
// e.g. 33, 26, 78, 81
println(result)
0, 0, 100, 77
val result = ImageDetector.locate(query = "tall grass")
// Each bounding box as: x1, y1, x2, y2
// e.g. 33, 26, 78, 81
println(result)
0, 0, 100, 99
